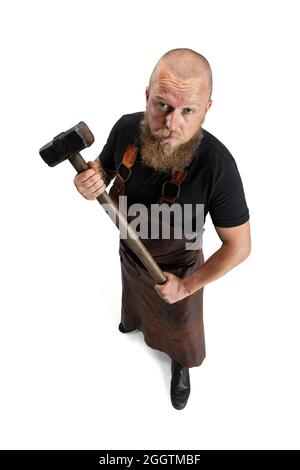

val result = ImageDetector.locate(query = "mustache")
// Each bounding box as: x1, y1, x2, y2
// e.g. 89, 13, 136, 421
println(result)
152, 128, 180, 140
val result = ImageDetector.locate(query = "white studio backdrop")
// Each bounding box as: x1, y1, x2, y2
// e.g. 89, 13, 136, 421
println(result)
0, 0, 299, 450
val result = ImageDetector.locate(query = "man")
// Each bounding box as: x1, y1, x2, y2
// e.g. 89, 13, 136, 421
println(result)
74, 48, 251, 410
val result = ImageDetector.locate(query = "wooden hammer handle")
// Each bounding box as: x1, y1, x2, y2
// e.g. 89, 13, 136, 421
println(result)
68, 152, 167, 285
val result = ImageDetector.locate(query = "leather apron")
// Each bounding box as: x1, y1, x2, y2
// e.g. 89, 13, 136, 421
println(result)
109, 141, 206, 368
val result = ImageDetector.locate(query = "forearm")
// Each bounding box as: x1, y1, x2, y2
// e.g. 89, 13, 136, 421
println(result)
183, 243, 249, 296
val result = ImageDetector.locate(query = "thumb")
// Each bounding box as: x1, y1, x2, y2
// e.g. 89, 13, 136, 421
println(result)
87, 160, 100, 171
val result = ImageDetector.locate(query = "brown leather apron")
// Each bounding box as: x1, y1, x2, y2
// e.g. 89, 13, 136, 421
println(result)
109, 142, 206, 368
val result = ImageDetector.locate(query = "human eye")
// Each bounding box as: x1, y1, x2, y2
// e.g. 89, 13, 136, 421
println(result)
184, 107, 194, 115
157, 101, 169, 111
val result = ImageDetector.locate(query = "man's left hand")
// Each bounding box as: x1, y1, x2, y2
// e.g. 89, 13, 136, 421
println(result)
154, 272, 189, 304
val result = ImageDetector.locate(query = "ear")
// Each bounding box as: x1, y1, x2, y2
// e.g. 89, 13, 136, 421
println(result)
205, 99, 213, 113
201, 100, 213, 126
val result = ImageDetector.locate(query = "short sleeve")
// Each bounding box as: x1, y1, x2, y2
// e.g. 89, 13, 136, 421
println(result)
98, 116, 124, 173
209, 158, 249, 227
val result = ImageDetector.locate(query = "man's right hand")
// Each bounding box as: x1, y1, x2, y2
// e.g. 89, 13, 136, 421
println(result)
73, 159, 106, 200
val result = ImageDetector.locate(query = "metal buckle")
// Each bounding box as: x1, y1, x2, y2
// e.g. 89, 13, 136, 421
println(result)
161, 180, 180, 199
117, 162, 132, 182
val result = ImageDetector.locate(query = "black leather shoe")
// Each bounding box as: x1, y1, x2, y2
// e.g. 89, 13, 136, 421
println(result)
170, 360, 190, 410
118, 322, 137, 333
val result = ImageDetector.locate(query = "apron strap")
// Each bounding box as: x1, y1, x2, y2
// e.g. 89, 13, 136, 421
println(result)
110, 143, 138, 198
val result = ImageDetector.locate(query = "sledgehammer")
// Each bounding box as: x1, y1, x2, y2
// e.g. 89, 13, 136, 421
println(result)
39, 121, 167, 284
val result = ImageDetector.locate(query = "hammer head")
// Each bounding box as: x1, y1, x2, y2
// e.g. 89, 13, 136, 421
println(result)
39, 121, 94, 167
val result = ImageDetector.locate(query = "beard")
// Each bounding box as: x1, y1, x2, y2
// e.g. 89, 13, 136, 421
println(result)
139, 111, 204, 172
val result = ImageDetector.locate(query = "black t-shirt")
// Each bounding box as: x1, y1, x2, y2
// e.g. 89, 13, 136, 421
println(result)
99, 111, 249, 228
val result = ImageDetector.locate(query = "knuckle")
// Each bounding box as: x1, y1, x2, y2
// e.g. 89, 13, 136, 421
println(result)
93, 181, 105, 192
90, 174, 100, 184
83, 169, 95, 180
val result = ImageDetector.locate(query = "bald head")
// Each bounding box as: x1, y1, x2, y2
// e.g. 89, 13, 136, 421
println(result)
149, 48, 213, 101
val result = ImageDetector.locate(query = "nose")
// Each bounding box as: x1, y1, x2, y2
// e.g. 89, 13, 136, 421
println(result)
165, 109, 180, 131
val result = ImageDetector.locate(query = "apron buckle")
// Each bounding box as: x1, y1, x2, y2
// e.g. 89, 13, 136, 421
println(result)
116, 162, 132, 182
161, 180, 181, 199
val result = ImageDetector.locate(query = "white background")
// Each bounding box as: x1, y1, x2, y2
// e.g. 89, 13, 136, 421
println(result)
0, 0, 299, 450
